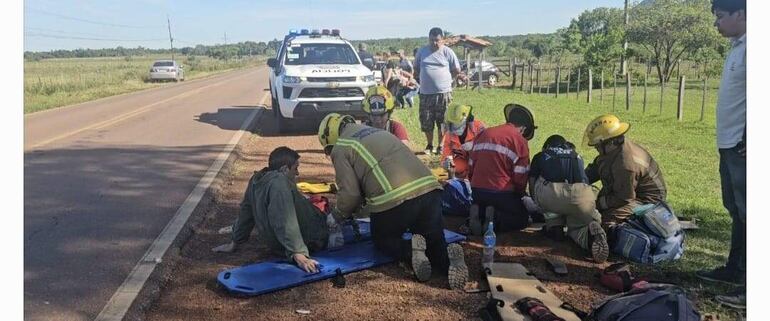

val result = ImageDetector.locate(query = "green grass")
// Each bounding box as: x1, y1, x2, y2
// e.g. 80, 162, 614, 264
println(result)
24, 55, 265, 114
393, 83, 742, 319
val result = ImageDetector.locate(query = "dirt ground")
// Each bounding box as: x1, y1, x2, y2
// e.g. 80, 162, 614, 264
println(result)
142, 111, 686, 320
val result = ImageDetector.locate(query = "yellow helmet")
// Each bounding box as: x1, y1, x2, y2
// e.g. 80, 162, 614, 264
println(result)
445, 103, 473, 126
362, 85, 394, 115
582, 114, 630, 146
318, 113, 355, 149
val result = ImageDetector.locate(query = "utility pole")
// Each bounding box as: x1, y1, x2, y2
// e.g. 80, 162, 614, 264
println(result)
167, 15, 174, 61
224, 32, 227, 45
621, 0, 629, 75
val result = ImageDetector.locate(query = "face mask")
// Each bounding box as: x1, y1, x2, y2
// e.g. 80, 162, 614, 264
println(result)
449, 119, 467, 136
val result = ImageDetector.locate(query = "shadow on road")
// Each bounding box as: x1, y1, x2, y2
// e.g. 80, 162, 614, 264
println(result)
194, 106, 260, 132
24, 144, 230, 319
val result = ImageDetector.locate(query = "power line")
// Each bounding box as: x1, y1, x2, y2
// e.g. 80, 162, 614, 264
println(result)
24, 32, 167, 42
25, 26, 119, 38
25, 7, 165, 29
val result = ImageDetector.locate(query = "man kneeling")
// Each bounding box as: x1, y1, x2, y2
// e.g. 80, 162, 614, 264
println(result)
212, 146, 330, 273
529, 135, 609, 263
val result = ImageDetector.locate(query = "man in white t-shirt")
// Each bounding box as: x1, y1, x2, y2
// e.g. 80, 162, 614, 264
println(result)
695, 0, 746, 310
413, 27, 466, 155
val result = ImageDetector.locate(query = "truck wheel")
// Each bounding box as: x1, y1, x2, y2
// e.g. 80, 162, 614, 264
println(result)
272, 97, 287, 133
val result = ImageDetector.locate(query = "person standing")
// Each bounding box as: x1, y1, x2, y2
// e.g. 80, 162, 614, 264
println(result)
413, 27, 466, 155
696, 0, 746, 310
358, 43, 375, 70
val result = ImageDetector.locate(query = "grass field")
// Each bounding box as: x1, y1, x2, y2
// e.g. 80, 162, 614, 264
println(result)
392, 82, 741, 317
24, 55, 265, 114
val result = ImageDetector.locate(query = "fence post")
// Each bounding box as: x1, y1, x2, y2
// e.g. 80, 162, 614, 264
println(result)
613, 73, 618, 111
529, 65, 534, 94
536, 68, 541, 94
643, 71, 648, 113
478, 53, 483, 92
556, 66, 561, 98
510, 58, 517, 89
546, 68, 551, 95
520, 65, 525, 91
660, 78, 664, 114
576, 68, 581, 99
600, 69, 604, 102
677, 75, 685, 121
625, 72, 631, 110
587, 69, 593, 104
700, 77, 707, 121
567, 68, 571, 95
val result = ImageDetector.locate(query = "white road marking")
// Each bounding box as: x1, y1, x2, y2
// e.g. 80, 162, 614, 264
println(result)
94, 92, 269, 321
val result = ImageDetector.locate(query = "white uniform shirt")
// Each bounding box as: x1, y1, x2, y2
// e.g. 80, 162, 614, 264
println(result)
716, 34, 746, 149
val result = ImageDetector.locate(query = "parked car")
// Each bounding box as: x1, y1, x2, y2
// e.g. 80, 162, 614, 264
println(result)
149, 60, 184, 82
457, 60, 500, 86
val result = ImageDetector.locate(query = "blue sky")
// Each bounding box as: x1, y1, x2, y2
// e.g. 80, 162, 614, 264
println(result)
24, 0, 624, 52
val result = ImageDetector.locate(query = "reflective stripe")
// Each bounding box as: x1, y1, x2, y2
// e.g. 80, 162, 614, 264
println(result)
367, 175, 437, 206
472, 143, 518, 163
632, 155, 649, 168
336, 138, 393, 192
514, 165, 529, 174
461, 141, 474, 151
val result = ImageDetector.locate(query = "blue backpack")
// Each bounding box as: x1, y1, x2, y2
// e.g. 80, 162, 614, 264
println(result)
611, 202, 684, 264
590, 283, 700, 321
441, 178, 473, 216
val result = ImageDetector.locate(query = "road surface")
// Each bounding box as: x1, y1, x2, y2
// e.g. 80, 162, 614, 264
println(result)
24, 66, 269, 321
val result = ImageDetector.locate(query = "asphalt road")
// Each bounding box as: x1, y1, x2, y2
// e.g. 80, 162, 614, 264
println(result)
24, 67, 269, 321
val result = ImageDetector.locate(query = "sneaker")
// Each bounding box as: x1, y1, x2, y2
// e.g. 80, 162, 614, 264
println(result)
588, 221, 609, 263
715, 287, 746, 309
411, 234, 432, 282
469, 204, 482, 236
435, 145, 443, 155
447, 243, 469, 290
696, 266, 744, 286
424, 144, 434, 155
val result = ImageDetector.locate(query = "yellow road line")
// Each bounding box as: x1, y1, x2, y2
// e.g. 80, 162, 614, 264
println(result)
27, 70, 258, 150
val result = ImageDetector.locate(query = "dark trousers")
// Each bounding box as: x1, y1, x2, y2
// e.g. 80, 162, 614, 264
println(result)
472, 189, 529, 232
369, 190, 449, 273
719, 146, 746, 274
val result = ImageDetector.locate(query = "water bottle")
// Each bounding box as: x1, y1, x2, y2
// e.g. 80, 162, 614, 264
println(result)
482, 221, 496, 267
444, 155, 456, 179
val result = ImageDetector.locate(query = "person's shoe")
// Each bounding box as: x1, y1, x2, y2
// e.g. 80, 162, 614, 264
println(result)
696, 266, 744, 286
715, 287, 746, 309
469, 204, 482, 236
447, 243, 469, 290
435, 145, 443, 155
424, 144, 434, 155
588, 221, 609, 263
411, 234, 432, 282
530, 211, 546, 223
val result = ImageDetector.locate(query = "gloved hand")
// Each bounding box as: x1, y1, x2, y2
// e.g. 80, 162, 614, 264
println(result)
326, 214, 344, 248
347, 218, 362, 241
522, 196, 539, 213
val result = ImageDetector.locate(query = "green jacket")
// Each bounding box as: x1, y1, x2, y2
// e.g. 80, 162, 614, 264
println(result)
232, 169, 328, 259
586, 139, 667, 211
331, 124, 442, 220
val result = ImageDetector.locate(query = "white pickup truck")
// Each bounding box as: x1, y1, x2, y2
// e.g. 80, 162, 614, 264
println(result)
267, 29, 376, 132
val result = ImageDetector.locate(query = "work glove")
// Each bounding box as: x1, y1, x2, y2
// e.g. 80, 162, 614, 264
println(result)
521, 196, 539, 213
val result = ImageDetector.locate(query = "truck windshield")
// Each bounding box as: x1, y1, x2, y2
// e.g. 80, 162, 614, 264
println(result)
284, 43, 359, 65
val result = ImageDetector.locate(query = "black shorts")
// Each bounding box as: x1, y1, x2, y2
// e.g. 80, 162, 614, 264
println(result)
419, 92, 452, 132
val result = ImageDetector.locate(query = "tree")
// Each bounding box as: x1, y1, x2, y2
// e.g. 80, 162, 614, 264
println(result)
562, 7, 625, 72
627, 0, 723, 83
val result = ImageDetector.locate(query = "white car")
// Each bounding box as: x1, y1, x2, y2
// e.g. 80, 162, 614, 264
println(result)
149, 60, 184, 82
267, 29, 376, 131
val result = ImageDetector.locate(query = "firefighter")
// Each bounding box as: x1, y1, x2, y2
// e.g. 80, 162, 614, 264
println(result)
582, 114, 667, 226
319, 113, 468, 290
467, 103, 537, 233
440, 103, 486, 179
362, 85, 409, 144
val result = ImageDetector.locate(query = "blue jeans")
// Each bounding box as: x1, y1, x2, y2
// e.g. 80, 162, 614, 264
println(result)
719, 146, 746, 274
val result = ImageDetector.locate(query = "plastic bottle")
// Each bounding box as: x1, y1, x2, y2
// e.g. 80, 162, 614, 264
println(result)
482, 221, 496, 267
445, 155, 456, 179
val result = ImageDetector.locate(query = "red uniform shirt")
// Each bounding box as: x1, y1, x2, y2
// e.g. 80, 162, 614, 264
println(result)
468, 123, 530, 193
441, 120, 485, 179
387, 120, 409, 142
